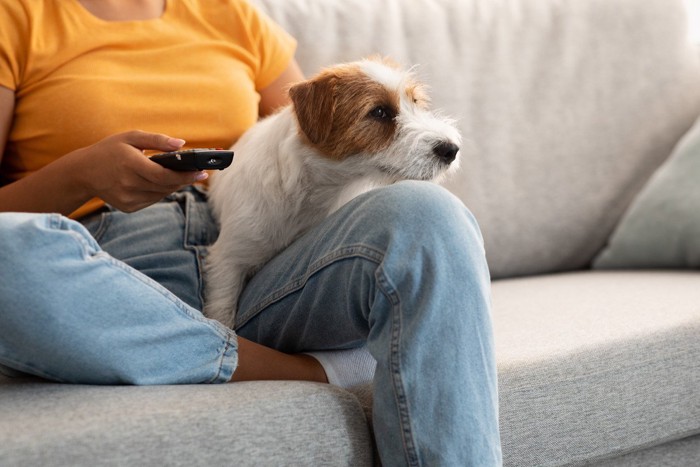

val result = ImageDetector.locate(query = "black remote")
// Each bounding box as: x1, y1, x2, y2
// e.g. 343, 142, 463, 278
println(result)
150, 149, 234, 171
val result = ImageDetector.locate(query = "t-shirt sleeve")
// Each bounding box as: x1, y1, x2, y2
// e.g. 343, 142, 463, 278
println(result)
236, 0, 297, 90
0, 0, 30, 91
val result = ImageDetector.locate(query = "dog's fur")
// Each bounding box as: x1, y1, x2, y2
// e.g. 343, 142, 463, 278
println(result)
204, 58, 461, 328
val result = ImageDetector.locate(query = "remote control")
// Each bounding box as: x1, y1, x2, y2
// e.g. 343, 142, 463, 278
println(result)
150, 149, 234, 171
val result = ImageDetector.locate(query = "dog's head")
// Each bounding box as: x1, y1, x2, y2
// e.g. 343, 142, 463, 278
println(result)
288, 58, 461, 181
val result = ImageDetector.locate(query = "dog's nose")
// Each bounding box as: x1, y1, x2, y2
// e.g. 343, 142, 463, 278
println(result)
433, 141, 459, 164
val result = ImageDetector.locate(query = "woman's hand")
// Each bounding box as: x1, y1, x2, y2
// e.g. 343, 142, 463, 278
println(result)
0, 128, 208, 216
71, 130, 208, 213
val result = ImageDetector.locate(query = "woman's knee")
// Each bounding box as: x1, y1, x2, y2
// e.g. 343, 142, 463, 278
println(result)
347, 181, 484, 249
0, 213, 99, 268
0, 212, 56, 242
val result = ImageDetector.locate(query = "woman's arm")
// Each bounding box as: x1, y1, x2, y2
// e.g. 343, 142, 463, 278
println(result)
0, 86, 208, 216
258, 59, 305, 117
0, 86, 12, 160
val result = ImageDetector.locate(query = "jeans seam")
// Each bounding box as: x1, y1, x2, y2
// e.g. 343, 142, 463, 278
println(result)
180, 192, 201, 309
90, 211, 112, 243
375, 265, 420, 467
192, 246, 207, 311
209, 331, 238, 383
98, 252, 238, 383
0, 353, 69, 383
93, 252, 231, 342
210, 338, 231, 383
57, 216, 101, 260
235, 244, 385, 329
179, 188, 215, 311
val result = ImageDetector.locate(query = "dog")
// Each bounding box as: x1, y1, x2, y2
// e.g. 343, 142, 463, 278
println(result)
204, 58, 462, 328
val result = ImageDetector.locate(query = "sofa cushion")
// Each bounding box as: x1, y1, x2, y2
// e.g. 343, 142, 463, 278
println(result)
492, 271, 700, 466
0, 380, 373, 466
593, 112, 700, 269
593, 434, 700, 467
253, 0, 700, 279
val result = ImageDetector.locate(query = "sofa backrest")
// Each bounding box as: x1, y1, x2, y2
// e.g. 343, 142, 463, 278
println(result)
252, 0, 700, 279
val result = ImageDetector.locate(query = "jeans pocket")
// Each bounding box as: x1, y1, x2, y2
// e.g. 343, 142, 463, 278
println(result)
79, 209, 112, 243
177, 187, 219, 249
170, 187, 220, 309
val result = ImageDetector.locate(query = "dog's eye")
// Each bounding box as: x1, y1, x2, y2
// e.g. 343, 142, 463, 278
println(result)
369, 106, 394, 121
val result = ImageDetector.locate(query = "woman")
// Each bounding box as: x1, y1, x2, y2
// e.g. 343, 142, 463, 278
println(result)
0, 0, 501, 465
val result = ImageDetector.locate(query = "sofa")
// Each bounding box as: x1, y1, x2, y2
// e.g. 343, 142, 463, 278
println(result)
2, 0, 699, 465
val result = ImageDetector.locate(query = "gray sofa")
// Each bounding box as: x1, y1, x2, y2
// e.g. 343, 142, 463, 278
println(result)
2, 0, 699, 465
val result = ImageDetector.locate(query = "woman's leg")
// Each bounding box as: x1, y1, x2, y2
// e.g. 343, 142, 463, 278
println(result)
236, 181, 502, 466
0, 212, 238, 384
75, 187, 326, 383
78, 187, 216, 311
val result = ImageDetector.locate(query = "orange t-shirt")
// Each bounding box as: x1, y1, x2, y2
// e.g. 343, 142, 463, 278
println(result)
0, 0, 296, 218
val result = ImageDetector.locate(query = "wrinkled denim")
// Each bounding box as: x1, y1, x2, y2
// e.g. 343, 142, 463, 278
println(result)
0, 209, 237, 384
0, 182, 501, 466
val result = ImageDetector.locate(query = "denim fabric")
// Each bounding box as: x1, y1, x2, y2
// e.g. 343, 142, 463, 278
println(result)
235, 181, 501, 466
79, 186, 216, 310
0, 211, 237, 384
0, 181, 501, 466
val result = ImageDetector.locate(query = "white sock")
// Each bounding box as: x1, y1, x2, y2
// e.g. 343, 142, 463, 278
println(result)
306, 347, 376, 390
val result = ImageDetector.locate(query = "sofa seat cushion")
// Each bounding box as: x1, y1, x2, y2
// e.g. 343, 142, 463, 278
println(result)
492, 271, 700, 466
0, 380, 373, 466
593, 434, 700, 467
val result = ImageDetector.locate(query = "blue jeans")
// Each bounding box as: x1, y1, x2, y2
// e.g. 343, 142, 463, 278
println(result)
0, 182, 501, 466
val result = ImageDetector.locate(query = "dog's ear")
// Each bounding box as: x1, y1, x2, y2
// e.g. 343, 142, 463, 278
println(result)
289, 74, 336, 145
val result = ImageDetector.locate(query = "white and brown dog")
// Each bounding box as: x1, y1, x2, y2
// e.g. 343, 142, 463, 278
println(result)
204, 58, 461, 328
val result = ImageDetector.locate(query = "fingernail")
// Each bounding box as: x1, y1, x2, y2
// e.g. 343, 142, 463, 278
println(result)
168, 138, 186, 148
194, 171, 209, 181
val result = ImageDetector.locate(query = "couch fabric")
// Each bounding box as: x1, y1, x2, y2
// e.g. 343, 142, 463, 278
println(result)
254, 0, 700, 279
593, 112, 700, 269
0, 377, 373, 466
492, 271, 700, 466
2, 0, 700, 466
